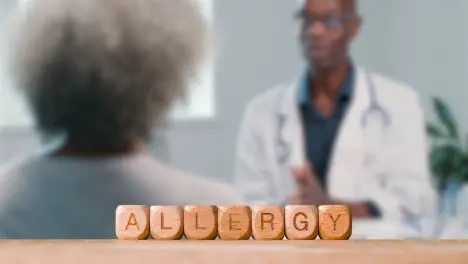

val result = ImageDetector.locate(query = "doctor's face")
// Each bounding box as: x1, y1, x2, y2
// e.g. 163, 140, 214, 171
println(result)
298, 0, 360, 70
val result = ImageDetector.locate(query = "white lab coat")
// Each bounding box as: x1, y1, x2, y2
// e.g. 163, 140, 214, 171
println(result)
234, 66, 438, 236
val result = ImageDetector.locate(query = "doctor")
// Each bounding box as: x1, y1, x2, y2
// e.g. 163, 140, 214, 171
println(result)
234, 0, 436, 228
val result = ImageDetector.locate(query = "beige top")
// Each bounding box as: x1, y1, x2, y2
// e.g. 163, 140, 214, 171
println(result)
0, 154, 242, 238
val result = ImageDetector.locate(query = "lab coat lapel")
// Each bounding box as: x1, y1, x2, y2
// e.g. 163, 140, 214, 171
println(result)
279, 79, 306, 168
327, 67, 370, 200
275, 79, 306, 198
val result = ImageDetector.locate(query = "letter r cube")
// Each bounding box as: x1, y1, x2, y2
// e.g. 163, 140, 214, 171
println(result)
252, 206, 284, 240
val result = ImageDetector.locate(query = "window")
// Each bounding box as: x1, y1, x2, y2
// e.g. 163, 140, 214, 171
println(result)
0, 0, 216, 127
171, 0, 216, 121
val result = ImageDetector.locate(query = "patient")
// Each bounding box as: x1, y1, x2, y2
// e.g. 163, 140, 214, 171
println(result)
0, 0, 241, 238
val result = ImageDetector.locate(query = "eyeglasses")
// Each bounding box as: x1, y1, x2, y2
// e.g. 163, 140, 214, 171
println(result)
294, 10, 357, 30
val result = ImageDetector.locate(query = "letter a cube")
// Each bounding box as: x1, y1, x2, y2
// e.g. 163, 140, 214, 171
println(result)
116, 205, 150, 240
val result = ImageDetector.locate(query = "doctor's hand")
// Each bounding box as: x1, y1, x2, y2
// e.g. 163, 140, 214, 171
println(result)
289, 164, 376, 218
289, 163, 330, 205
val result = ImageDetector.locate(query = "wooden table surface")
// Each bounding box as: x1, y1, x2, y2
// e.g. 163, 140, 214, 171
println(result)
0, 240, 467, 264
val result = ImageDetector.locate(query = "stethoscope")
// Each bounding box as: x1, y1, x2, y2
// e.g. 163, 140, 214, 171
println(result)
275, 113, 290, 165
360, 72, 391, 128
360, 72, 392, 171
275, 71, 391, 168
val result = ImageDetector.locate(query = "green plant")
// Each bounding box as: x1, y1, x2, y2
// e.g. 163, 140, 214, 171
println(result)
427, 97, 468, 191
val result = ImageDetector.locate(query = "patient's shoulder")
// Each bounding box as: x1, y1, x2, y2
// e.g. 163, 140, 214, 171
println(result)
0, 156, 245, 207
0, 156, 41, 195
150, 160, 244, 205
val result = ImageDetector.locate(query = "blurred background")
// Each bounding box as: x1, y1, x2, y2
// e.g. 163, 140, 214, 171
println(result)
1, 0, 468, 238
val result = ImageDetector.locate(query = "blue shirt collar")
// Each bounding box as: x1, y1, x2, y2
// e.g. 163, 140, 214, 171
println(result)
298, 64, 355, 106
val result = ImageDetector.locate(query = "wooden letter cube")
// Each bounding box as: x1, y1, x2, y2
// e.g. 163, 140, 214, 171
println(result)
184, 205, 218, 240
115, 205, 150, 240
285, 205, 318, 240
252, 206, 284, 240
218, 206, 252, 240
150, 206, 184, 240
318, 205, 352, 240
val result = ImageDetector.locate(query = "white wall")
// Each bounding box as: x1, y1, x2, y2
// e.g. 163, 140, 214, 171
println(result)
353, 0, 468, 135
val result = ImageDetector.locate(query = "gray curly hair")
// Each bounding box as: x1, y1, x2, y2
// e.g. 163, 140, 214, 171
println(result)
8, 0, 210, 150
